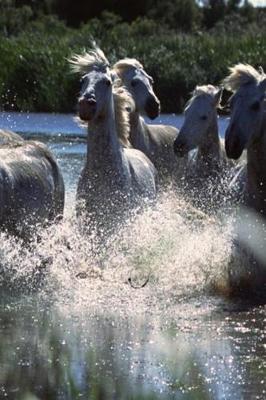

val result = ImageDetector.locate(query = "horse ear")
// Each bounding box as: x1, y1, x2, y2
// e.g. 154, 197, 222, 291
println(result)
259, 78, 266, 93
111, 71, 119, 83
193, 86, 200, 96
259, 66, 265, 75
213, 88, 223, 107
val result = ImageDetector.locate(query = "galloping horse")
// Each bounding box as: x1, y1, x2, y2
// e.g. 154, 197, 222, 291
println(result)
69, 47, 157, 235
0, 131, 65, 239
224, 63, 266, 293
113, 59, 183, 185
173, 85, 236, 210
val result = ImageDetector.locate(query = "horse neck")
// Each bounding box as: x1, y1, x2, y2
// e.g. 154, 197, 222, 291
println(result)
197, 113, 221, 168
86, 97, 127, 178
129, 111, 149, 149
246, 113, 266, 215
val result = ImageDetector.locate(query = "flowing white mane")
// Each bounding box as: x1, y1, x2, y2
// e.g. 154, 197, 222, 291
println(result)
223, 63, 265, 92
113, 86, 134, 147
73, 82, 133, 148
186, 85, 221, 110
70, 48, 134, 147
193, 84, 219, 97
113, 58, 144, 76
69, 47, 110, 75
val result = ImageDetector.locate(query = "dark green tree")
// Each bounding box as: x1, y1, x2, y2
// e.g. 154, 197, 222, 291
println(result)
0, 0, 33, 36
51, 0, 151, 27
202, 0, 227, 28
241, 0, 255, 21
227, 0, 242, 12
148, 0, 202, 31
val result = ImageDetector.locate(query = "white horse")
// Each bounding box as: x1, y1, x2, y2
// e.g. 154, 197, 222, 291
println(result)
0, 132, 65, 239
0, 129, 24, 144
69, 48, 157, 235
224, 63, 266, 294
173, 85, 237, 209
113, 59, 182, 185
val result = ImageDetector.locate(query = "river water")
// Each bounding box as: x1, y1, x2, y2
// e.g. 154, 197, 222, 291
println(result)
0, 112, 265, 400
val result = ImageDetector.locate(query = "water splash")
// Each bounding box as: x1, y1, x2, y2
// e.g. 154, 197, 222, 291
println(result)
0, 189, 234, 317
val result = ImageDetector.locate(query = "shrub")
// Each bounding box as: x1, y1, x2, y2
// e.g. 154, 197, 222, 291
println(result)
0, 14, 266, 113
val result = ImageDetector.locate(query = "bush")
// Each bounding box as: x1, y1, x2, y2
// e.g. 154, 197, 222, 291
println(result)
0, 13, 266, 113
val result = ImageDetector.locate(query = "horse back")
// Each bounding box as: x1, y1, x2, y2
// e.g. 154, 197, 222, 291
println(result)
124, 147, 157, 199
0, 140, 64, 236
148, 124, 178, 147
0, 129, 24, 144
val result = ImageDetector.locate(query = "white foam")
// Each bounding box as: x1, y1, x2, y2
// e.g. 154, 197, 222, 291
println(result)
0, 190, 234, 319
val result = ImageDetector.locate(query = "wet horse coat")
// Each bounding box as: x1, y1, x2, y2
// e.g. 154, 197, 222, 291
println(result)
173, 85, 237, 210
0, 131, 64, 238
69, 48, 157, 235
113, 59, 183, 186
224, 63, 266, 293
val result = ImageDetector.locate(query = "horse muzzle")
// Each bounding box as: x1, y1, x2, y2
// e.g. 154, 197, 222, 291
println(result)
78, 97, 97, 121
145, 96, 160, 120
225, 125, 245, 160
173, 137, 189, 158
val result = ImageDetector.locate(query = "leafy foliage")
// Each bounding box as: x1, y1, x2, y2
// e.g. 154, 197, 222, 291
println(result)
0, 1, 265, 112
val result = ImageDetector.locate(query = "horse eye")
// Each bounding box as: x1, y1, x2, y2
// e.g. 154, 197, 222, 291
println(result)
105, 80, 111, 87
131, 80, 138, 88
200, 115, 207, 121
251, 101, 260, 111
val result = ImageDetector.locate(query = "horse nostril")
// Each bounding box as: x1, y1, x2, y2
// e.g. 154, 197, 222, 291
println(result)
83, 92, 96, 103
78, 96, 97, 121
145, 96, 160, 119
79, 96, 97, 107
87, 98, 96, 106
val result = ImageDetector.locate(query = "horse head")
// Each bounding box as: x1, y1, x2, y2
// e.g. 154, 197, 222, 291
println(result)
113, 59, 160, 120
224, 64, 266, 159
174, 85, 222, 157
69, 47, 114, 122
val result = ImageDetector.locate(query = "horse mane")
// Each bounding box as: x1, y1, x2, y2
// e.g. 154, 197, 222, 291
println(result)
223, 63, 265, 92
69, 46, 110, 75
113, 86, 134, 147
70, 48, 134, 146
0, 129, 24, 145
193, 84, 219, 97
185, 85, 221, 110
113, 58, 144, 77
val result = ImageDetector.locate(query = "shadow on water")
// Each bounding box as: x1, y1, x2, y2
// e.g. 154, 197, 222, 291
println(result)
0, 113, 266, 400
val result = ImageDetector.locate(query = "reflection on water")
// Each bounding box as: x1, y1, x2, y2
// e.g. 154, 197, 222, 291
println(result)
0, 113, 265, 400
1, 296, 266, 399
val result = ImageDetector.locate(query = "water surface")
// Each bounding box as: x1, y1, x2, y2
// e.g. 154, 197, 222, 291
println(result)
0, 112, 265, 400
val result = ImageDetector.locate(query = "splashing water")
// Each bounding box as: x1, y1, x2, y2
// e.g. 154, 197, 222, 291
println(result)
2, 118, 266, 400
0, 187, 234, 318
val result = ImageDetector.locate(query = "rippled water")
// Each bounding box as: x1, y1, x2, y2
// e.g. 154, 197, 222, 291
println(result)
0, 112, 265, 400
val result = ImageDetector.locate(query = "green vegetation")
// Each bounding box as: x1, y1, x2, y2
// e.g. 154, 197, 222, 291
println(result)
0, 1, 266, 113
